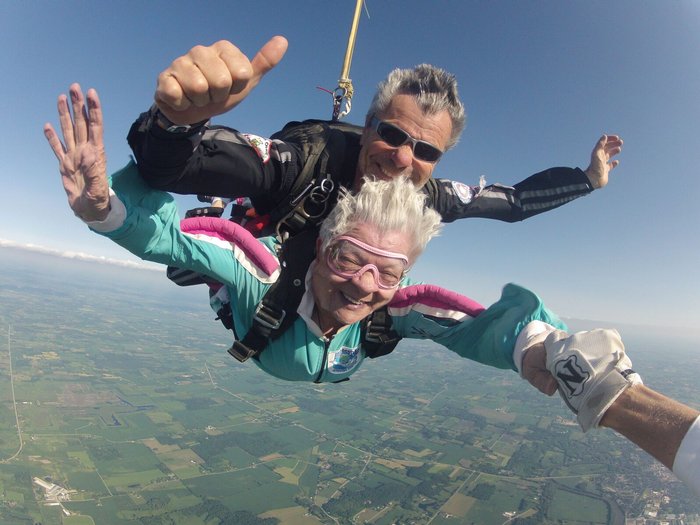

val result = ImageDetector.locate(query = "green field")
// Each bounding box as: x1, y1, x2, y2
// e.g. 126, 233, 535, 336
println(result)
1, 248, 699, 524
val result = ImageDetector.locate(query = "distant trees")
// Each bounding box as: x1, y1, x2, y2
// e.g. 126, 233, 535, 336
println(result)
137, 500, 280, 525
144, 495, 169, 510
468, 483, 496, 500
193, 431, 282, 461
405, 465, 449, 500
506, 442, 545, 476
324, 482, 406, 518
14, 469, 31, 485
87, 444, 120, 461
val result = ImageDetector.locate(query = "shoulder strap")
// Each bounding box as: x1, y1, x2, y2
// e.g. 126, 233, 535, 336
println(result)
269, 120, 362, 240
228, 227, 319, 362
361, 307, 402, 359
271, 120, 332, 199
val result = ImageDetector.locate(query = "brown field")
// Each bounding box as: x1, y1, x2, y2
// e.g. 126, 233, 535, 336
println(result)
470, 406, 516, 424
441, 492, 476, 517
402, 448, 435, 458
260, 453, 284, 462
259, 506, 325, 524
142, 438, 180, 454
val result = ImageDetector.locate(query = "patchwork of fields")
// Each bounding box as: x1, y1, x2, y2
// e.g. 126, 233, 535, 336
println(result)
1, 248, 699, 524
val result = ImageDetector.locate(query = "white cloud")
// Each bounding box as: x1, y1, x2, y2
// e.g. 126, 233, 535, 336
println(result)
0, 238, 161, 272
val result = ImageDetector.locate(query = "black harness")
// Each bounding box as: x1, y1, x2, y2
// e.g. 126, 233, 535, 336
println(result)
167, 120, 402, 364
225, 228, 401, 363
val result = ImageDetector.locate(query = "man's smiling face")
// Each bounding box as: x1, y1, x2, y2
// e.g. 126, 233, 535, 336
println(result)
355, 93, 452, 189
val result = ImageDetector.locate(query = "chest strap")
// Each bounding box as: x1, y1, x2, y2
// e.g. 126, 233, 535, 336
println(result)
362, 308, 401, 359
228, 229, 317, 362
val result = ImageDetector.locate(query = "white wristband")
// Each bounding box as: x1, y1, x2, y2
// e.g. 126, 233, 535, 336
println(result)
673, 416, 700, 497
513, 320, 558, 374
83, 189, 127, 232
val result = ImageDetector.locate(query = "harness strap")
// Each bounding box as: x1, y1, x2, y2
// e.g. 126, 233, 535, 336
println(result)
215, 302, 234, 331
276, 175, 336, 241
184, 205, 225, 219
227, 228, 318, 362
271, 125, 336, 240
167, 266, 212, 287
362, 307, 401, 359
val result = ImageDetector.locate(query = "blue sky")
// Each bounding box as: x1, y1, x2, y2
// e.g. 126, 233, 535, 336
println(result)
1, 1, 699, 334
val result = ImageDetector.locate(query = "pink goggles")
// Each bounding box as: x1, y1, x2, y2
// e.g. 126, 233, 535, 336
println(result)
325, 235, 409, 289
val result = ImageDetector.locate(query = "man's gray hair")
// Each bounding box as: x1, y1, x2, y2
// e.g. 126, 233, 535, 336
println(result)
367, 64, 466, 150
319, 177, 442, 260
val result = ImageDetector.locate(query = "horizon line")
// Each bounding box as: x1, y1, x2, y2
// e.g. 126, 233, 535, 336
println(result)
2, 238, 699, 341
0, 238, 161, 272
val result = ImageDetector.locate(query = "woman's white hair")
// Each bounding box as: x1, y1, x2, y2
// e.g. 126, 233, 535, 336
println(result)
319, 176, 442, 260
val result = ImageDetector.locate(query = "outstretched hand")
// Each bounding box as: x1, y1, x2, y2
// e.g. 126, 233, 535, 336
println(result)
44, 84, 110, 222
521, 343, 558, 396
155, 36, 288, 125
584, 134, 623, 189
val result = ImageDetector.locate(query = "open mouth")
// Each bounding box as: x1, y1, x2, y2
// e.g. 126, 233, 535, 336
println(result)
375, 165, 392, 179
368, 162, 401, 181
341, 291, 367, 306
374, 164, 397, 180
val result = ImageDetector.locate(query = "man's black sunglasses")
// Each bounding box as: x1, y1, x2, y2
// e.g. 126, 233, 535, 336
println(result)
370, 116, 444, 163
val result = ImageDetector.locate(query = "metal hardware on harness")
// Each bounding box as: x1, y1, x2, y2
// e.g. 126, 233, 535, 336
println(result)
364, 315, 389, 344
362, 308, 401, 359
276, 178, 335, 241
289, 181, 315, 207
226, 303, 286, 363
253, 302, 286, 330
228, 341, 257, 362
309, 178, 335, 203
184, 206, 225, 219
228, 301, 287, 363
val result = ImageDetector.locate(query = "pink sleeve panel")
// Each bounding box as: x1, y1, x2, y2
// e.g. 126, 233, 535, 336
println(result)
180, 216, 280, 276
389, 284, 486, 320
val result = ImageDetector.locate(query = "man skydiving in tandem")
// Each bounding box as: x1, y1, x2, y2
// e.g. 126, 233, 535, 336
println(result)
128, 37, 623, 242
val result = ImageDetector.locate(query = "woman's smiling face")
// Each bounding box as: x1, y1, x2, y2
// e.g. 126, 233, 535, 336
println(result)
311, 222, 412, 335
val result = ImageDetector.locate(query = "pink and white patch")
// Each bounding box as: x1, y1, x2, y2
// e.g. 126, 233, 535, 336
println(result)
242, 133, 272, 163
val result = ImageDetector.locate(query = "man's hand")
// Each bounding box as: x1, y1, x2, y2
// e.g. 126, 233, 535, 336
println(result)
522, 342, 558, 396
544, 329, 642, 432
155, 36, 288, 125
44, 84, 110, 222
584, 134, 623, 188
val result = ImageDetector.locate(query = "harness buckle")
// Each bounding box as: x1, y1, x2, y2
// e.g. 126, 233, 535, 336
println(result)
253, 302, 286, 330
364, 316, 389, 344
276, 177, 335, 240
228, 341, 257, 362
362, 309, 401, 359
